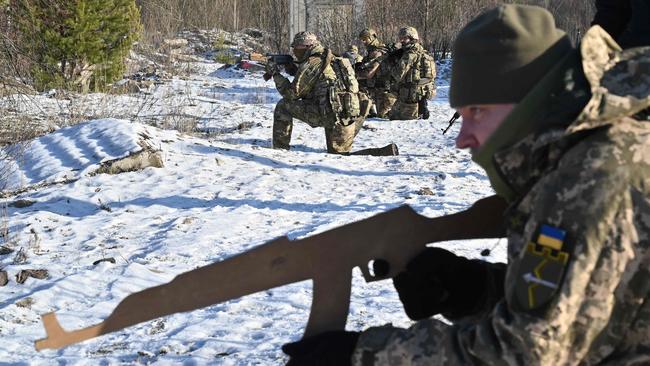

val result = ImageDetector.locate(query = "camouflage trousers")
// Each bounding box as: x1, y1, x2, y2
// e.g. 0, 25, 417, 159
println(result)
389, 101, 419, 120
362, 88, 397, 118
273, 98, 364, 154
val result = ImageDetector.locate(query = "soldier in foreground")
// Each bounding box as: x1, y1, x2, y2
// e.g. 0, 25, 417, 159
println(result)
282, 4, 650, 365
388, 27, 436, 120
356, 28, 397, 118
266, 32, 398, 156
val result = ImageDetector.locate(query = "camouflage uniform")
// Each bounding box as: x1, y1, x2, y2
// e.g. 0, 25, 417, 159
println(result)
357, 30, 397, 118
352, 27, 650, 365
388, 29, 436, 121
272, 35, 363, 154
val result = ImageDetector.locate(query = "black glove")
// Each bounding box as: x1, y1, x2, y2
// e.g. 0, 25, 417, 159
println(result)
284, 62, 298, 76
282, 331, 360, 366
393, 247, 504, 320
264, 60, 281, 81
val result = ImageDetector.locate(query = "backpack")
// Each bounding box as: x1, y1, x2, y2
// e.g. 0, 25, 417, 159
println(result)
321, 49, 362, 121
406, 48, 436, 83
419, 51, 436, 80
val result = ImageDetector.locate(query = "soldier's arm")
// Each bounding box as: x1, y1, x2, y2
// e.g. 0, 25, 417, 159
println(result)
353, 131, 650, 365
272, 73, 293, 99
365, 63, 382, 80
391, 52, 417, 83
357, 50, 383, 80
356, 63, 381, 80
272, 56, 322, 100
286, 57, 323, 100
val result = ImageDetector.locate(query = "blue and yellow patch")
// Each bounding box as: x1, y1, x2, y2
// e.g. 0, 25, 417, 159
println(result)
537, 224, 566, 250
514, 224, 571, 315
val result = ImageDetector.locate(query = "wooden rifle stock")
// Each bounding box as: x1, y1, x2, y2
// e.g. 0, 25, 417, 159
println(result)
35, 195, 506, 351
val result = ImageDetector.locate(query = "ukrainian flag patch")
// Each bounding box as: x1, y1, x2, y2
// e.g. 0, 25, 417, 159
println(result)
537, 224, 565, 250
514, 223, 571, 315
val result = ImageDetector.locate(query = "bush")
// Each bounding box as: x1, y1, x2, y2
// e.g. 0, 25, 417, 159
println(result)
13, 0, 142, 92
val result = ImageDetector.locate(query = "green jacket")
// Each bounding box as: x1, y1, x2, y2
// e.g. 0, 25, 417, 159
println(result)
353, 26, 650, 366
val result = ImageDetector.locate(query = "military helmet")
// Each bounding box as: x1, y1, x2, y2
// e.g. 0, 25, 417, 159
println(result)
291, 31, 319, 48
398, 26, 419, 41
358, 28, 378, 40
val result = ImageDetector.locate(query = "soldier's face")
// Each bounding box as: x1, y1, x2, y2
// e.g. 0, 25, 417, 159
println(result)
360, 36, 372, 46
292, 45, 308, 60
399, 36, 410, 44
455, 104, 516, 152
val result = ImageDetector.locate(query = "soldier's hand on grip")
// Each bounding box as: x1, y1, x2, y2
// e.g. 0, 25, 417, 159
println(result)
393, 247, 496, 320
284, 61, 298, 76
263, 60, 281, 81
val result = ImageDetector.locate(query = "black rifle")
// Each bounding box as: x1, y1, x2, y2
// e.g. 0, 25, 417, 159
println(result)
266, 54, 294, 66
355, 43, 403, 72
263, 54, 296, 81
442, 111, 461, 134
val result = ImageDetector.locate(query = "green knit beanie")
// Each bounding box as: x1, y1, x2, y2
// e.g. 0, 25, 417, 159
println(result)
450, 4, 573, 107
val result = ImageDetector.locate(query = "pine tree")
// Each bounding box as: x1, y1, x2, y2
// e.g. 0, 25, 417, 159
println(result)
14, 0, 141, 92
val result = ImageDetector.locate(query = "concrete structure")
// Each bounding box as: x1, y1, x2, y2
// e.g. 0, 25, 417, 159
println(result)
289, 0, 366, 50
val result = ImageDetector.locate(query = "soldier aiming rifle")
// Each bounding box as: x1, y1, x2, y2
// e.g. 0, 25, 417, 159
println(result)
387, 27, 437, 121
263, 32, 398, 156
355, 28, 399, 118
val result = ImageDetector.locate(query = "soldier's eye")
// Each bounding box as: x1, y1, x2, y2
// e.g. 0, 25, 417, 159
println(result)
469, 106, 484, 119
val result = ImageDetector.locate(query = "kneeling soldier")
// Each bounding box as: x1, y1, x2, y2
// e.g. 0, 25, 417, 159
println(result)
267, 32, 397, 156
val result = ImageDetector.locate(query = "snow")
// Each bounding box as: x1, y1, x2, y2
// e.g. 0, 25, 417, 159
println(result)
0, 58, 503, 365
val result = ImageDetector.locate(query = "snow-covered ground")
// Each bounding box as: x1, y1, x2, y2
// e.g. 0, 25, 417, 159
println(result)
0, 58, 502, 365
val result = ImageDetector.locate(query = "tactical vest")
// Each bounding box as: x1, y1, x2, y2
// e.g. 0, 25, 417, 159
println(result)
406, 48, 435, 84
400, 45, 437, 102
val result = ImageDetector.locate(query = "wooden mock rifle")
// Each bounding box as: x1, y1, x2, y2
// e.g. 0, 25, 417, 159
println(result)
34, 195, 506, 351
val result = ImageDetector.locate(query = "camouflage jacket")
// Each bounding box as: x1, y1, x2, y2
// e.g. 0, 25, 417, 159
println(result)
390, 42, 435, 102
272, 44, 336, 107
352, 27, 650, 365
358, 43, 387, 89
390, 42, 425, 86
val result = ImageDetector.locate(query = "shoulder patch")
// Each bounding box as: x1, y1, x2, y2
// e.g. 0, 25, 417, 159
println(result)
514, 224, 571, 316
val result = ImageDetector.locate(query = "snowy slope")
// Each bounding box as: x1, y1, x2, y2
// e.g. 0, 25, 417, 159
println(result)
0, 59, 503, 365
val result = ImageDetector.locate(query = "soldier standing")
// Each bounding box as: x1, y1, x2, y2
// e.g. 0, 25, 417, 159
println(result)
388, 27, 436, 121
266, 32, 398, 156
356, 28, 397, 118
282, 4, 650, 365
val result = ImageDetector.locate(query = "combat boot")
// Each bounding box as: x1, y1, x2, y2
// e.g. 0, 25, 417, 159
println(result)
418, 99, 430, 119
272, 141, 290, 150
350, 143, 399, 156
